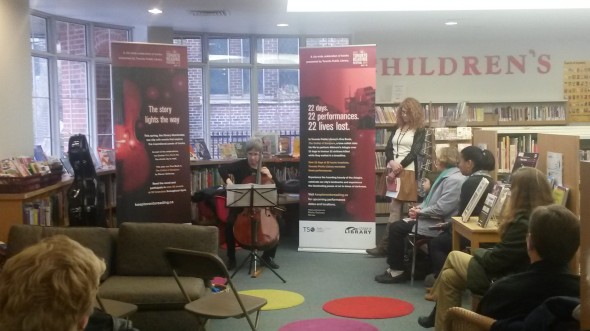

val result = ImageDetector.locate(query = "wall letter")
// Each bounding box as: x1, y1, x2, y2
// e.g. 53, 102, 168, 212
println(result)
537, 54, 551, 74
462, 56, 481, 75
407, 57, 417, 76
507, 55, 526, 74
485, 55, 502, 74
419, 57, 435, 75
438, 57, 457, 76
380, 58, 401, 76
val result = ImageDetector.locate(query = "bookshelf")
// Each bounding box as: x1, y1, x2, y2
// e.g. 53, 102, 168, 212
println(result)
470, 101, 567, 126
0, 179, 71, 242
0, 169, 120, 242
580, 161, 590, 330
426, 101, 567, 127
473, 127, 590, 217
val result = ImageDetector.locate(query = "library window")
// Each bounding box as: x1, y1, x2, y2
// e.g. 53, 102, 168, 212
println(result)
30, 15, 47, 51
30, 13, 131, 156
55, 21, 87, 56
30, 12, 347, 158
57, 60, 89, 153
208, 37, 250, 64
32, 56, 51, 154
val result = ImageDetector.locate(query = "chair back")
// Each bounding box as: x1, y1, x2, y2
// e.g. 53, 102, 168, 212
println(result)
164, 247, 264, 331
165, 247, 227, 282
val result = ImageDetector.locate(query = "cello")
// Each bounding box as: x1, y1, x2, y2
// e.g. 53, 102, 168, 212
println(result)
232, 154, 280, 251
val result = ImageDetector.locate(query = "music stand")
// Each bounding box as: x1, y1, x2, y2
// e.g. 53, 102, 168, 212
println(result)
226, 184, 286, 283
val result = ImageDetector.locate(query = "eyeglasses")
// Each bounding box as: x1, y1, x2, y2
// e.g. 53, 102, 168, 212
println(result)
400, 108, 409, 115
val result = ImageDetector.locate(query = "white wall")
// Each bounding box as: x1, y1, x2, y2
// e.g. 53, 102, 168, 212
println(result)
355, 35, 590, 105
0, 0, 33, 159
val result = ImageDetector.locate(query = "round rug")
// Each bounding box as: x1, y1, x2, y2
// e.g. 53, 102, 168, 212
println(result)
323, 296, 414, 319
279, 317, 378, 331
239, 289, 304, 311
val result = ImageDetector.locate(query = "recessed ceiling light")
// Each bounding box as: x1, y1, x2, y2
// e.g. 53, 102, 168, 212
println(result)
148, 8, 163, 14
445, 21, 458, 26
277, 23, 289, 27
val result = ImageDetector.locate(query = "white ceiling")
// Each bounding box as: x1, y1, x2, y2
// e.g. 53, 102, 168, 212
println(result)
29, 0, 590, 42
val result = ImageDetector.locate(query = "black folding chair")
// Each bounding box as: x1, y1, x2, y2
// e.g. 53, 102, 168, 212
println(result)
164, 247, 267, 331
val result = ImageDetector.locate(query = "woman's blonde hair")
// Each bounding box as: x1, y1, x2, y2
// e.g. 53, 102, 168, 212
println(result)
396, 97, 425, 130
0, 235, 106, 331
498, 167, 554, 236
436, 146, 460, 167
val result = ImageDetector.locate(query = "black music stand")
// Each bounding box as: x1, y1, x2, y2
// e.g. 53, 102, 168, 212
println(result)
226, 183, 286, 283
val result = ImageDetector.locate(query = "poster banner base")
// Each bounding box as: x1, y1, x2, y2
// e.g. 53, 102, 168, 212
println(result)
298, 220, 375, 253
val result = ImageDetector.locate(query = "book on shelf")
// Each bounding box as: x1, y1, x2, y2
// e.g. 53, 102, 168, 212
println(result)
461, 177, 490, 223
234, 141, 247, 158
292, 137, 300, 158
552, 185, 569, 206
491, 184, 511, 220
511, 152, 539, 173
254, 132, 279, 157
278, 136, 292, 156
98, 148, 115, 168
60, 157, 74, 175
33, 145, 47, 162
375, 151, 386, 169
218, 143, 237, 160
193, 138, 211, 160
477, 193, 498, 228
546, 151, 563, 186
1, 158, 22, 177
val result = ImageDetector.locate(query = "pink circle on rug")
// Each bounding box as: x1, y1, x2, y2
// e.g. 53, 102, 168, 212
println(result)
279, 317, 378, 331
323, 296, 414, 319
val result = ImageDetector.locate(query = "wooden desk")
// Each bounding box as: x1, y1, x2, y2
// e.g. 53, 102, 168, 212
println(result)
452, 216, 500, 252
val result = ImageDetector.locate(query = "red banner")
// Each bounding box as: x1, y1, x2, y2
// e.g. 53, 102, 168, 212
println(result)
299, 45, 377, 252
112, 42, 191, 224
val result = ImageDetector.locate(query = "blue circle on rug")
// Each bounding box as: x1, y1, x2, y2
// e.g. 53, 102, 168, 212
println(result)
279, 317, 379, 331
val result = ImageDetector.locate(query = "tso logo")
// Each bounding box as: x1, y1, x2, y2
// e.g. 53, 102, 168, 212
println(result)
302, 227, 316, 233
345, 227, 372, 234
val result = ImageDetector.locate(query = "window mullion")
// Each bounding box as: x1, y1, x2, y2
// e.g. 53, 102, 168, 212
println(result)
251, 36, 258, 135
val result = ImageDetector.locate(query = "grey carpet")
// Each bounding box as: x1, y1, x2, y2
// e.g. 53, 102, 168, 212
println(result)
209, 223, 447, 331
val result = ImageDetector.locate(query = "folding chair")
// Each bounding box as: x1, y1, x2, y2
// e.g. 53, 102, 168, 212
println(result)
408, 213, 443, 286
164, 247, 267, 331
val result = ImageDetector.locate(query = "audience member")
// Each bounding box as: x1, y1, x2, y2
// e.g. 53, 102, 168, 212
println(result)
0, 235, 106, 331
478, 204, 580, 330
417, 167, 554, 330
374, 146, 466, 283
426, 146, 495, 285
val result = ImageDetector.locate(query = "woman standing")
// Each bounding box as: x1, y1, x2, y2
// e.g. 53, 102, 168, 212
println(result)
367, 97, 426, 256
417, 167, 554, 330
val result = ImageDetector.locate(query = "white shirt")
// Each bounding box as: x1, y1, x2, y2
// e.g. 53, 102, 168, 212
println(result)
391, 128, 416, 171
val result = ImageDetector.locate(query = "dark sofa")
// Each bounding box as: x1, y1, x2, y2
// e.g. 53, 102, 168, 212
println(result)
6, 222, 219, 331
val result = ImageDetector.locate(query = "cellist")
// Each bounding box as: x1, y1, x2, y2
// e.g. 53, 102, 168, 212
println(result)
218, 138, 280, 270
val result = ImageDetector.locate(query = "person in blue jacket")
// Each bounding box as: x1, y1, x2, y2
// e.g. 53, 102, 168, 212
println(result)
375, 146, 466, 284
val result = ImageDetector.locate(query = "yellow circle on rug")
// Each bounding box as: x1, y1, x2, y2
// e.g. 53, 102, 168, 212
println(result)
239, 289, 304, 311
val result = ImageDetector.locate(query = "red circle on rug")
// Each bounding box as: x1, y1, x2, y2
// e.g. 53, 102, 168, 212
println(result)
323, 296, 414, 319
279, 317, 378, 331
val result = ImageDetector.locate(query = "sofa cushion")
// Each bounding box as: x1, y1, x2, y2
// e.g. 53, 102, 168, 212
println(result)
7, 225, 116, 281
98, 275, 206, 308
116, 222, 218, 276
41, 226, 116, 280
